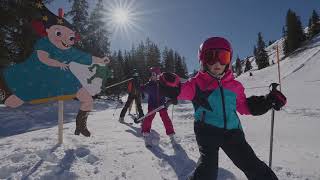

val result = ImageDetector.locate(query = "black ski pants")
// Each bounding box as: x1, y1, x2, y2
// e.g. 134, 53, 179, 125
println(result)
120, 93, 144, 118
190, 122, 278, 180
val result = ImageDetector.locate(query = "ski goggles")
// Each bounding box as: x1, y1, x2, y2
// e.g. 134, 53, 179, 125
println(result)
151, 72, 160, 79
204, 49, 231, 65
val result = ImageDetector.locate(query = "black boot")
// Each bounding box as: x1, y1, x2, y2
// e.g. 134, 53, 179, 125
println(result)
74, 110, 91, 137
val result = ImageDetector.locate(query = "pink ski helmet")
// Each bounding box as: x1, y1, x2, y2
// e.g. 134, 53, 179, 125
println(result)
149, 66, 161, 75
198, 37, 233, 64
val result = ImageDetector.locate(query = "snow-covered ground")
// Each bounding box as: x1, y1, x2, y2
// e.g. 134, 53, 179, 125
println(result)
1, 36, 320, 179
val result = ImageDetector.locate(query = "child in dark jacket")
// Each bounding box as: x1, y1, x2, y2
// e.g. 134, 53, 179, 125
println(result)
141, 67, 175, 147
159, 37, 287, 180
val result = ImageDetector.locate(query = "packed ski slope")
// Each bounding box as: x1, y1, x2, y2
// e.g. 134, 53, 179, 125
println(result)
1, 35, 320, 180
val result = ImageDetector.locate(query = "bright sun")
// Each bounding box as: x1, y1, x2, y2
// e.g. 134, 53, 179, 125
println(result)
103, 0, 144, 39
112, 8, 129, 25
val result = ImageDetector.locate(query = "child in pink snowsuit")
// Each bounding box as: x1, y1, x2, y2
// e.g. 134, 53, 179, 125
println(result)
141, 67, 175, 137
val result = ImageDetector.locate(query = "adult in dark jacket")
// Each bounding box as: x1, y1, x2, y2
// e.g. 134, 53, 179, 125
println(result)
119, 71, 144, 123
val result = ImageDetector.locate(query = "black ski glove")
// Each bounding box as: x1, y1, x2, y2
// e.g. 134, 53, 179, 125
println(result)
159, 72, 181, 99
266, 90, 287, 110
247, 90, 287, 116
247, 95, 272, 115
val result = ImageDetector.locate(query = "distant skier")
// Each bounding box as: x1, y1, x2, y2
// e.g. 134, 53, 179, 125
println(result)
159, 37, 287, 180
141, 67, 177, 147
119, 70, 144, 123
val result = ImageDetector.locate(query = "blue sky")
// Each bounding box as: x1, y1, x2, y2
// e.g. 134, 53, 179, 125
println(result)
47, 0, 320, 71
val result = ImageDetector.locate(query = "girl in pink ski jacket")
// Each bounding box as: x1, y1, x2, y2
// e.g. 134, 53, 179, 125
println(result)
177, 69, 250, 130
159, 37, 286, 180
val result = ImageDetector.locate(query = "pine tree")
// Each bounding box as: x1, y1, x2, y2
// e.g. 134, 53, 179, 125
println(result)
174, 52, 187, 78
67, 0, 89, 49
134, 41, 147, 81
268, 40, 275, 46
283, 9, 306, 56
0, 21, 8, 67
0, 1, 57, 67
163, 47, 175, 73
255, 32, 269, 69
308, 10, 320, 38
123, 50, 132, 79
83, 0, 110, 57
161, 47, 168, 70
182, 57, 189, 77
145, 38, 161, 68
106, 51, 120, 95
235, 57, 242, 76
104, 38, 188, 84
253, 46, 258, 57
191, 69, 198, 77
282, 26, 286, 37
244, 59, 252, 72
0, 0, 60, 67
268, 41, 273, 46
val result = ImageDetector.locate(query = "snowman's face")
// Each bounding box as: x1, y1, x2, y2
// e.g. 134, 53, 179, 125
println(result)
46, 25, 75, 50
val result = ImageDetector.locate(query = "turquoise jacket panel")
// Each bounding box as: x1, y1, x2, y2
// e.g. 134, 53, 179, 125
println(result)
193, 88, 242, 130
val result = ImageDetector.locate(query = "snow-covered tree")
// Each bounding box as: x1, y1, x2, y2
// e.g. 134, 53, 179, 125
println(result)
308, 10, 320, 39
85, 0, 110, 57
67, 0, 89, 49
235, 56, 242, 76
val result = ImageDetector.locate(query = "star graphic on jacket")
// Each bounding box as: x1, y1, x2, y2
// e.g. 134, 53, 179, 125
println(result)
57, 18, 64, 24
42, 16, 48, 22
192, 85, 213, 111
35, 2, 43, 9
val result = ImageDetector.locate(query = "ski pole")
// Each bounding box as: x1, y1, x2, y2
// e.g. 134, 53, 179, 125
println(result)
112, 99, 123, 117
269, 83, 280, 168
133, 99, 174, 124
171, 105, 174, 121
104, 78, 133, 90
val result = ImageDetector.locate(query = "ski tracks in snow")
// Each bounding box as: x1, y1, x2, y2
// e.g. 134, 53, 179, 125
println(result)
145, 136, 196, 180
283, 106, 320, 118
104, 103, 198, 180
0, 135, 103, 180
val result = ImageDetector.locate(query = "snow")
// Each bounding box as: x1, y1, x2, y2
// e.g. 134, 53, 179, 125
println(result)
1, 36, 320, 179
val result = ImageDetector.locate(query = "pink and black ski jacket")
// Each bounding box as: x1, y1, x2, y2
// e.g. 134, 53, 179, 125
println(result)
177, 70, 251, 130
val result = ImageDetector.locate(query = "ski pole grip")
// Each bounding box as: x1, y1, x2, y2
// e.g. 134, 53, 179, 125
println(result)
164, 98, 176, 108
164, 101, 171, 109
269, 83, 280, 92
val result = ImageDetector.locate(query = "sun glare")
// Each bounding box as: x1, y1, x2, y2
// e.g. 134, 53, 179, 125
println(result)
113, 8, 129, 25
103, 0, 146, 39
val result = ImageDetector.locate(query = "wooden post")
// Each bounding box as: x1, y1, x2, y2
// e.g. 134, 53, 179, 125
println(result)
58, 100, 64, 144
276, 43, 282, 91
